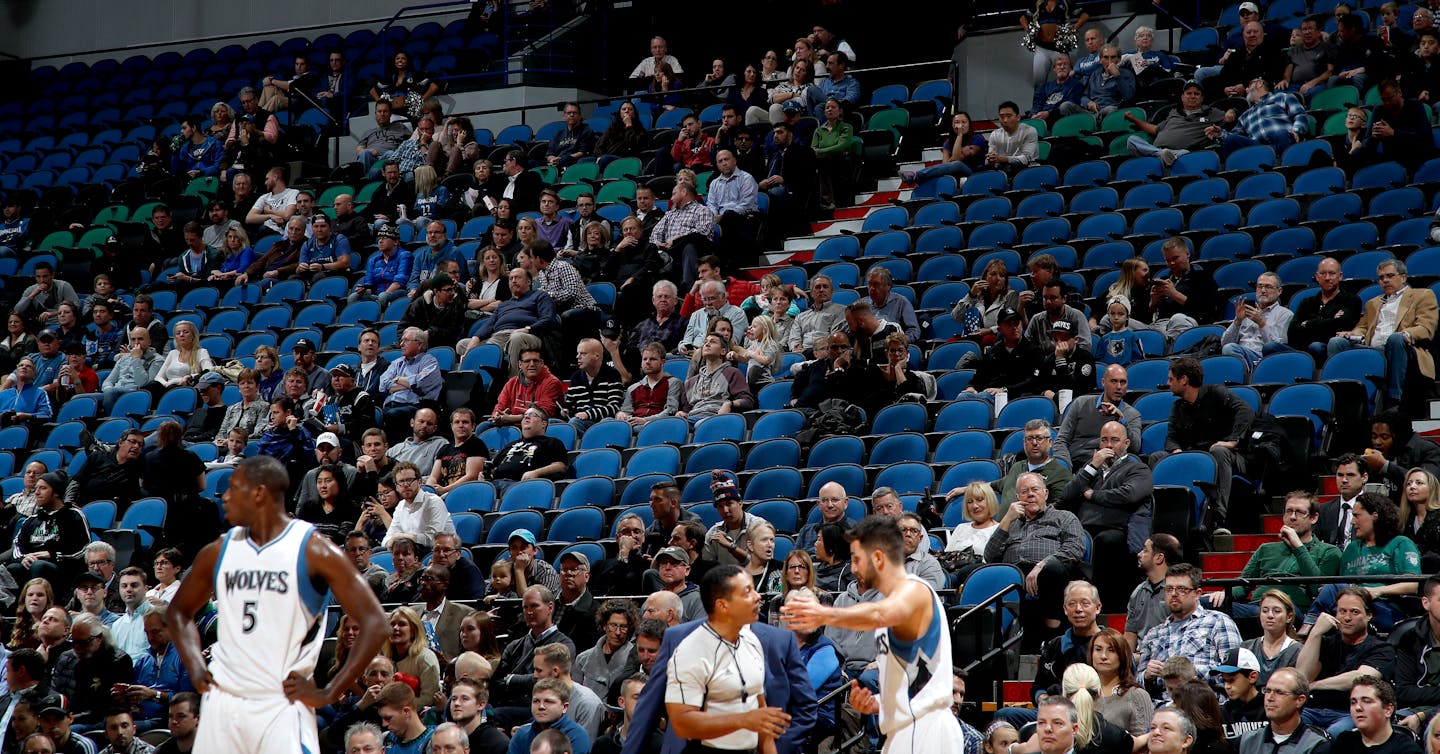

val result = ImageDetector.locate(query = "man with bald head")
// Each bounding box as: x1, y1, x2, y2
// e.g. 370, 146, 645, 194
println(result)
796, 482, 857, 554
331, 193, 373, 248
986, 472, 1088, 634
1287, 257, 1362, 361
1054, 364, 1142, 467
641, 590, 684, 627
1059, 420, 1155, 607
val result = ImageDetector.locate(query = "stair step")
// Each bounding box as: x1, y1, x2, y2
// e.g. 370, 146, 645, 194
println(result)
1262, 513, 1283, 533
1202, 551, 1251, 572
922, 147, 944, 161
1232, 533, 1273, 551
783, 234, 826, 252
808, 218, 862, 235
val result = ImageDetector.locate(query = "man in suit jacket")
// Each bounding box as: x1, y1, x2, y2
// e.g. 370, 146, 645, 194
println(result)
1328, 258, 1439, 404
413, 563, 477, 662
1314, 453, 1368, 551
621, 617, 817, 754
1059, 421, 1155, 608
500, 148, 543, 213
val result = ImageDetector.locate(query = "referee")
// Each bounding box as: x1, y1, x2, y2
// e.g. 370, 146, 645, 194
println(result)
664, 565, 791, 754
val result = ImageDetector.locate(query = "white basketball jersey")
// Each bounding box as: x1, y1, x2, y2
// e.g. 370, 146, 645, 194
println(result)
874, 574, 954, 735
210, 520, 326, 698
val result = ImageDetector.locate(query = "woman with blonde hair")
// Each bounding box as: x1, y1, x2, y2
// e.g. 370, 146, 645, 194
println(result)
1095, 258, 1153, 331
516, 216, 539, 248
384, 605, 441, 701
743, 521, 783, 593
252, 344, 282, 400
945, 481, 1001, 555
1405, 467, 1440, 562
148, 320, 213, 401
408, 165, 450, 230
1015, 664, 1133, 754
953, 257, 1022, 345
208, 102, 235, 140
1240, 589, 1302, 685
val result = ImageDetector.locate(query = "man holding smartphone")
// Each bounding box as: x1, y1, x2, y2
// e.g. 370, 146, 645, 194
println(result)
1221, 271, 1293, 373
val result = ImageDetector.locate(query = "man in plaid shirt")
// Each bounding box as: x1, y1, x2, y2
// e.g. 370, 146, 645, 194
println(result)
652, 181, 718, 290
1137, 562, 1243, 698
1219, 77, 1308, 157
983, 472, 1087, 636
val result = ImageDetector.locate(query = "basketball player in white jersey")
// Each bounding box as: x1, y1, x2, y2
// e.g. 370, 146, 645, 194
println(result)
166, 455, 389, 752
781, 515, 963, 754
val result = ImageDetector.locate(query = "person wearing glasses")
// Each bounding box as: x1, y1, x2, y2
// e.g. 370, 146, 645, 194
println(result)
50, 612, 134, 734
488, 408, 570, 496
380, 460, 454, 553
64, 429, 144, 510
69, 570, 117, 627
1330, 259, 1439, 407
1236, 667, 1329, 754
1136, 563, 1242, 697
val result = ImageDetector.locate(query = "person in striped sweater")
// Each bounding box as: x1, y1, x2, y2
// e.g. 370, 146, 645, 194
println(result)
561, 339, 626, 436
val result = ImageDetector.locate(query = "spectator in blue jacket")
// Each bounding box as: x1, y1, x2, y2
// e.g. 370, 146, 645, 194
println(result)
546, 102, 598, 169
350, 223, 413, 308
170, 116, 223, 178
0, 196, 30, 257
296, 213, 353, 281
0, 357, 52, 428
462, 268, 559, 369
814, 52, 861, 118
1081, 45, 1138, 122
407, 221, 466, 296
1032, 56, 1086, 124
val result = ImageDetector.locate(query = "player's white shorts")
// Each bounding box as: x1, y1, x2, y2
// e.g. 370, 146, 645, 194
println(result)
195, 686, 320, 754
883, 707, 965, 754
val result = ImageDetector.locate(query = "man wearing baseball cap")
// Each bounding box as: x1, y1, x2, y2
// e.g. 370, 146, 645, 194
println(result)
701, 472, 764, 569
962, 307, 1045, 402
653, 546, 704, 622
1017, 318, 1097, 400
1215, 647, 1267, 743
507, 528, 562, 597
1124, 80, 1228, 166
554, 551, 599, 650
308, 362, 377, 448
291, 337, 329, 393
349, 222, 414, 308
293, 430, 359, 520
181, 371, 229, 444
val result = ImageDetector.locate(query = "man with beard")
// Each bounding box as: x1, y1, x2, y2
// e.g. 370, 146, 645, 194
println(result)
782, 517, 963, 753
386, 408, 449, 480
1296, 588, 1396, 734
1219, 77, 1308, 157
1137, 563, 1243, 696
426, 409, 487, 497
1222, 272, 1293, 372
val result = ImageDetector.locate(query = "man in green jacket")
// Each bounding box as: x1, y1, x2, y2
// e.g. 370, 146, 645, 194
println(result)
1204, 491, 1341, 616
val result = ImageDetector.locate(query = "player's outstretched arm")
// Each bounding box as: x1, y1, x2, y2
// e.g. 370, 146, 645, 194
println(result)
284, 533, 388, 708
167, 539, 223, 693
781, 579, 928, 635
